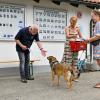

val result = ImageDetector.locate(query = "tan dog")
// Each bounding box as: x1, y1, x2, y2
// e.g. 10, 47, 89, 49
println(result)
47, 56, 73, 89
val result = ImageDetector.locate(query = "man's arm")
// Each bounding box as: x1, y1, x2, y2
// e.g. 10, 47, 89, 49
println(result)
36, 41, 47, 56
89, 35, 100, 42
15, 28, 28, 50
89, 22, 100, 42
15, 39, 27, 50
95, 34, 100, 38
36, 41, 44, 50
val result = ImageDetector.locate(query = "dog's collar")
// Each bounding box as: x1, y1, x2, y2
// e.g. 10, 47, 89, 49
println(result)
50, 61, 59, 67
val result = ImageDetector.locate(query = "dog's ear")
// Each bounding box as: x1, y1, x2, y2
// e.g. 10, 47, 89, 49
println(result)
47, 56, 52, 59
47, 56, 53, 59
51, 56, 57, 61
49, 56, 54, 59
47, 56, 57, 62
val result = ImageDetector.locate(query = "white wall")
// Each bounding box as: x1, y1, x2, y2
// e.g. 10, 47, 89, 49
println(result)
0, 0, 92, 71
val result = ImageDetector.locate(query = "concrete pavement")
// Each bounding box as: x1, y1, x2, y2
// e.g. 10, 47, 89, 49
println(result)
0, 72, 100, 100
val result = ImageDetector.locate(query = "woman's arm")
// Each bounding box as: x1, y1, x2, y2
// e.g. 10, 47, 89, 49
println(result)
65, 27, 77, 39
78, 28, 83, 38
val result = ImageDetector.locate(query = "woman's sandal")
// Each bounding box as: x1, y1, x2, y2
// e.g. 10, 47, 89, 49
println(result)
93, 83, 100, 88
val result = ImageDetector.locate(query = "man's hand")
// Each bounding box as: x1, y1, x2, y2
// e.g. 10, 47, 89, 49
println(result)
40, 49, 47, 57
21, 45, 28, 50
15, 40, 28, 50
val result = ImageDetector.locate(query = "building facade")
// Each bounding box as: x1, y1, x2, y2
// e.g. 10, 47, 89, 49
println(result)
0, 0, 93, 74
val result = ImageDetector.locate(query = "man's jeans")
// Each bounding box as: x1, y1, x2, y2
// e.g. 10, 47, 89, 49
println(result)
17, 51, 30, 79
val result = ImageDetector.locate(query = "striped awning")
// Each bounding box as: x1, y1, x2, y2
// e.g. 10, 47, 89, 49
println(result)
51, 0, 100, 9
82, 0, 100, 3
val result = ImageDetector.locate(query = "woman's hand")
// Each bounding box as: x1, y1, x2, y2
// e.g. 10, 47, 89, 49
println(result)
84, 38, 90, 43
73, 34, 77, 38
68, 34, 77, 38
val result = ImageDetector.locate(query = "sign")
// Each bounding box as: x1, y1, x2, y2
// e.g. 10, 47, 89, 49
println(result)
33, 7, 67, 41
0, 4, 25, 41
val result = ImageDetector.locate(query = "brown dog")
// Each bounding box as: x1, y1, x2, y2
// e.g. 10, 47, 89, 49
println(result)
47, 56, 73, 89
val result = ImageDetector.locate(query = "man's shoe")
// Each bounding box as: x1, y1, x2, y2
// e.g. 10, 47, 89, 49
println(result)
26, 77, 34, 80
21, 79, 27, 83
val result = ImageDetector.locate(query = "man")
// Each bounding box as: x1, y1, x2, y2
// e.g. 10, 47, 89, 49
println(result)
86, 10, 100, 88
15, 25, 46, 83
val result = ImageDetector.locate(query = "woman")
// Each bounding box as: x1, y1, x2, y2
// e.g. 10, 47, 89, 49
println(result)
86, 10, 100, 88
61, 16, 83, 79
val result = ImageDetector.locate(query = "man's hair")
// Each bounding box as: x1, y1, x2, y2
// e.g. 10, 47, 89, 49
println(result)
92, 9, 100, 18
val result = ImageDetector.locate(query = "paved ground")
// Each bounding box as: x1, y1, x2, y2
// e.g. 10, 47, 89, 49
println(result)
0, 72, 100, 100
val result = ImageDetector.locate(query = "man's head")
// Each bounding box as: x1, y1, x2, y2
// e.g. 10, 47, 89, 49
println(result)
29, 24, 39, 35
91, 9, 100, 23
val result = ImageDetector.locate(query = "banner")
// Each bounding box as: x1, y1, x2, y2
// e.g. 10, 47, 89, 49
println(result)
0, 4, 25, 41
33, 7, 67, 41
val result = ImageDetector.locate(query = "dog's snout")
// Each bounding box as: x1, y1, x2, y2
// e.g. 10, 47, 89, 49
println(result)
47, 57, 50, 60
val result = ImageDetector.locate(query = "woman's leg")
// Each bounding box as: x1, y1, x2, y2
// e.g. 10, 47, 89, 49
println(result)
71, 52, 80, 79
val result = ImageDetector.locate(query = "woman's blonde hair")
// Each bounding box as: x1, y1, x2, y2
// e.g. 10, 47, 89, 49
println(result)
69, 16, 77, 27
92, 9, 100, 18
